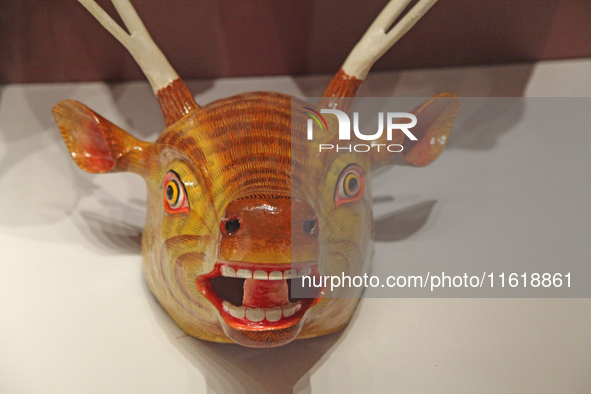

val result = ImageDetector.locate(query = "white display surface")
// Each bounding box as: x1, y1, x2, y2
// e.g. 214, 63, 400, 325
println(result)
1, 59, 591, 393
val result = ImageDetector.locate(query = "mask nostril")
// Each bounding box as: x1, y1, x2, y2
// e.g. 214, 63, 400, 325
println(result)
302, 218, 318, 236
223, 217, 242, 235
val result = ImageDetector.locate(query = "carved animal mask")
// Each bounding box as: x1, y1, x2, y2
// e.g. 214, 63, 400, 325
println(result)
52, 0, 460, 347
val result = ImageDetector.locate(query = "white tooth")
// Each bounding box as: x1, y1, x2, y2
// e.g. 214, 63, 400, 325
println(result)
265, 307, 282, 322
282, 303, 297, 317
253, 270, 268, 280
269, 271, 283, 280
298, 268, 311, 277
246, 308, 265, 322
222, 301, 232, 312
229, 305, 246, 319
236, 269, 253, 279
222, 266, 236, 277
284, 270, 296, 279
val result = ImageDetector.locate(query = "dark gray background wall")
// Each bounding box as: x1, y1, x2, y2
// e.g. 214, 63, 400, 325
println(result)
1, 0, 590, 84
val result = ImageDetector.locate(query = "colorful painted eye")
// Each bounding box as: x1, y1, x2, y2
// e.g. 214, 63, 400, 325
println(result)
335, 165, 365, 207
163, 171, 190, 215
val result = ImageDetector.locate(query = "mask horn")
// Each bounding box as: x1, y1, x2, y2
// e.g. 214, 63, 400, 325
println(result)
77, 0, 198, 126
321, 0, 438, 111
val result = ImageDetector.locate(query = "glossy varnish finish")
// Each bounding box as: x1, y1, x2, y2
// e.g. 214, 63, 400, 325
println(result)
52, 0, 460, 347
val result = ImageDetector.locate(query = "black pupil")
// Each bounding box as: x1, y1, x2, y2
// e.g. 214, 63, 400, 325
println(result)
348, 176, 359, 192
166, 183, 176, 202
303, 218, 316, 235
225, 219, 241, 234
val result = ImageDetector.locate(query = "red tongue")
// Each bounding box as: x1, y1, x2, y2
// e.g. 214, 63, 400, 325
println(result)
243, 279, 289, 308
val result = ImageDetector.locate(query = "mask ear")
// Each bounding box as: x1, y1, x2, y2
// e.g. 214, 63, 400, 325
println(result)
52, 100, 151, 175
371, 93, 461, 169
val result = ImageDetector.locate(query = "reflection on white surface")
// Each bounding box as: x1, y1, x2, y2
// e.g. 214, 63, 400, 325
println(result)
1, 60, 591, 393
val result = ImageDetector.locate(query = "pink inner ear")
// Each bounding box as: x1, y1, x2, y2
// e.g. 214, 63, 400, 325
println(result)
402, 95, 459, 167
75, 116, 115, 173
403, 99, 447, 153
53, 100, 117, 174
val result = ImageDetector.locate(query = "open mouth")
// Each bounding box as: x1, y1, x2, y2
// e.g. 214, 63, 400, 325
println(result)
196, 261, 323, 331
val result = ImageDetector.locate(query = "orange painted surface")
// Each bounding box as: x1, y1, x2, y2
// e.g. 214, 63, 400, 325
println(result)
51, 2, 461, 347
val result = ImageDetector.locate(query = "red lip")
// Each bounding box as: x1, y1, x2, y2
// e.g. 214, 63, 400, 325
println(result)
196, 261, 323, 331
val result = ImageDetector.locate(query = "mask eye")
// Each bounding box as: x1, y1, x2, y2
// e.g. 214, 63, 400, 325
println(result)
335, 164, 365, 207
163, 171, 190, 215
